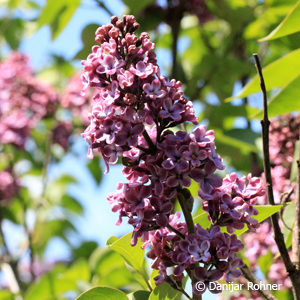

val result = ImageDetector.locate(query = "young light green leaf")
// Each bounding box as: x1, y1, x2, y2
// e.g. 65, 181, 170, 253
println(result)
259, 0, 300, 41
251, 73, 300, 119
290, 141, 300, 182
194, 205, 283, 236
0, 290, 13, 300
225, 48, 300, 102
193, 212, 211, 229
76, 287, 129, 300
234, 205, 283, 236
37, 0, 80, 40
149, 282, 184, 300
25, 260, 90, 300
107, 233, 146, 276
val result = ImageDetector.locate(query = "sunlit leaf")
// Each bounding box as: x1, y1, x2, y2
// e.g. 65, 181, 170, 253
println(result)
149, 282, 183, 300
290, 141, 300, 182
76, 287, 128, 300
25, 260, 89, 300
259, 0, 300, 41
0, 290, 13, 300
225, 48, 300, 102
107, 233, 146, 277
38, 0, 80, 40
251, 73, 300, 119
194, 205, 284, 236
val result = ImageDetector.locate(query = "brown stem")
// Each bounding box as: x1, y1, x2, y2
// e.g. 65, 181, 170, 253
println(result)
178, 191, 195, 234
142, 130, 156, 152
177, 191, 202, 300
253, 53, 300, 299
94, 0, 114, 16
241, 266, 276, 300
167, 0, 184, 78
167, 224, 185, 239
292, 132, 300, 270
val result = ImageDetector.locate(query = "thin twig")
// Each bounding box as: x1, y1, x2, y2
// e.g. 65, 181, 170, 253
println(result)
253, 53, 300, 299
280, 188, 294, 232
94, 0, 114, 16
142, 130, 156, 152
241, 266, 276, 300
167, 224, 185, 239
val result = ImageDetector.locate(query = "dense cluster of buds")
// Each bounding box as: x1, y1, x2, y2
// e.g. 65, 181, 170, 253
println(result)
0, 169, 19, 203
81, 15, 264, 293
0, 52, 59, 148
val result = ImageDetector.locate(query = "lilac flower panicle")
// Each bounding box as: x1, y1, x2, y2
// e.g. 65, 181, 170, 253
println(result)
0, 52, 59, 148
81, 15, 266, 292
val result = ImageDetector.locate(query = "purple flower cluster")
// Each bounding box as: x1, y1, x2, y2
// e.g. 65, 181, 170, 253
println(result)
81, 15, 265, 294
200, 173, 265, 233
0, 52, 59, 148
147, 219, 244, 293
0, 169, 19, 203
81, 15, 197, 167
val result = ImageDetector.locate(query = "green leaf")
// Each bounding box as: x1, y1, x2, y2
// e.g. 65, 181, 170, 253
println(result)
32, 219, 76, 254
76, 287, 128, 300
214, 129, 258, 153
149, 282, 182, 300
38, 0, 80, 40
87, 157, 103, 185
193, 212, 211, 229
123, 0, 155, 16
90, 248, 146, 289
75, 24, 100, 60
0, 290, 14, 300
290, 141, 300, 182
61, 195, 83, 215
225, 48, 300, 102
107, 233, 146, 276
252, 73, 300, 119
257, 250, 273, 277
194, 205, 284, 236
128, 291, 150, 300
25, 260, 90, 300
73, 241, 98, 260
259, 0, 300, 41
0, 18, 24, 49
234, 205, 284, 236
